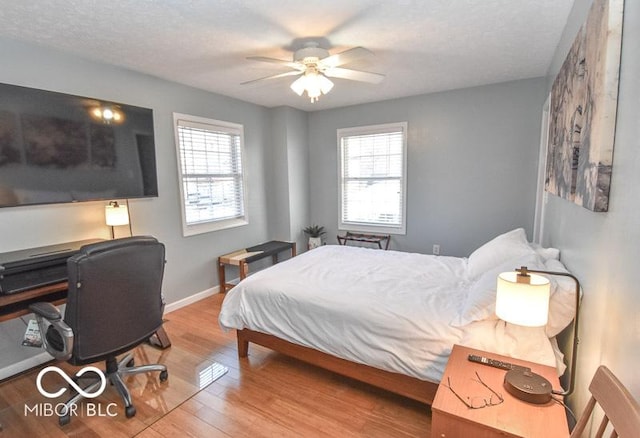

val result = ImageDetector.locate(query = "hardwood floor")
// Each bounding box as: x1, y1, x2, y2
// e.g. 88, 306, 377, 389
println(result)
0, 293, 432, 437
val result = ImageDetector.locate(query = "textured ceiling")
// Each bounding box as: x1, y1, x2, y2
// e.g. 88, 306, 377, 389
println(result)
0, 0, 574, 112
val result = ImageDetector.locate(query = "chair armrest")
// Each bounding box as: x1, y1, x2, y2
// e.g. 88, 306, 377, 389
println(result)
29, 302, 62, 321
28, 302, 73, 361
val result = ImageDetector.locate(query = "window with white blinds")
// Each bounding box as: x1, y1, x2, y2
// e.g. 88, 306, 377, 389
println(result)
338, 122, 407, 235
173, 113, 247, 236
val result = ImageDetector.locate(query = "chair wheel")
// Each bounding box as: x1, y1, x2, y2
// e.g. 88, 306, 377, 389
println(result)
126, 358, 135, 367
125, 405, 136, 418
159, 370, 168, 382
59, 414, 71, 426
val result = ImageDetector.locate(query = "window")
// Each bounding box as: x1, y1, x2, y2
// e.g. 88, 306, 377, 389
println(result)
338, 122, 408, 235
173, 113, 247, 236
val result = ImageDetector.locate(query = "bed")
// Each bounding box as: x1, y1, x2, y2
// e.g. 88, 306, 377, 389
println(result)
219, 228, 578, 404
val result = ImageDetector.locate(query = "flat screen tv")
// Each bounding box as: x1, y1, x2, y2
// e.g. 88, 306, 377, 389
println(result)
0, 82, 158, 208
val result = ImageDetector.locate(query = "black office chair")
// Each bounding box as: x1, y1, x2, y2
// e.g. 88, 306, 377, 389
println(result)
30, 236, 168, 425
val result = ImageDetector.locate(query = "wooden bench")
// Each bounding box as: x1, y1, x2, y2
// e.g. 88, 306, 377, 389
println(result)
217, 241, 296, 293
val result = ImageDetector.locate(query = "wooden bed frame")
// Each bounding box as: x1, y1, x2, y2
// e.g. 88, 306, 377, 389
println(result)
237, 328, 438, 405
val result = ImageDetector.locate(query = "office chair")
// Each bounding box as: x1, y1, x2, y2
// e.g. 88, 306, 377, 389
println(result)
30, 236, 168, 426
571, 365, 640, 438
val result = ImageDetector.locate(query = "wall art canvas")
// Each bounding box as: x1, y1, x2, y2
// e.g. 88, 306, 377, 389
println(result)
545, 0, 624, 212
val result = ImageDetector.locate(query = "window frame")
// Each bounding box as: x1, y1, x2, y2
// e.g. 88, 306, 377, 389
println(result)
337, 122, 408, 235
173, 112, 248, 237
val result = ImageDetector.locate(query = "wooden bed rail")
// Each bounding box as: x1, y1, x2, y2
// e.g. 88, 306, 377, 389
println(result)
237, 329, 437, 405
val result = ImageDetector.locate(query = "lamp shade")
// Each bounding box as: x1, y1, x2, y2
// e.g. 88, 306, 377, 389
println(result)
290, 75, 307, 96
105, 202, 129, 226
495, 271, 550, 327
317, 73, 334, 94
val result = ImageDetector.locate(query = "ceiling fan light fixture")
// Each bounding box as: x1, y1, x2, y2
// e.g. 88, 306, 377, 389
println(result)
304, 71, 322, 100
290, 70, 334, 103
246, 41, 383, 103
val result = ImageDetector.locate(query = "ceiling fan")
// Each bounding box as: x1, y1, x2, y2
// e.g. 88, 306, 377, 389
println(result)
243, 41, 385, 103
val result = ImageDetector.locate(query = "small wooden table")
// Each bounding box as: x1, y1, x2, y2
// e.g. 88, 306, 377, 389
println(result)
431, 345, 569, 438
336, 232, 390, 250
217, 240, 296, 293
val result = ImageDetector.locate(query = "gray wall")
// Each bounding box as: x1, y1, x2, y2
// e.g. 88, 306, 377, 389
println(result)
283, 107, 310, 249
308, 78, 547, 256
266, 108, 291, 240
541, 0, 640, 427
266, 106, 309, 251
0, 38, 274, 304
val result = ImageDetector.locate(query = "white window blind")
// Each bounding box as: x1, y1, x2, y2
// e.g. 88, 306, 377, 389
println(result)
338, 122, 407, 234
174, 114, 247, 236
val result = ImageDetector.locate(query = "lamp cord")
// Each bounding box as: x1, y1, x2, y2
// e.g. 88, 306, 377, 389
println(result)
551, 395, 577, 428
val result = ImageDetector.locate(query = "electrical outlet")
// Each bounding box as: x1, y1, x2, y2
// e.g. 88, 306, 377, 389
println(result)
433, 244, 440, 255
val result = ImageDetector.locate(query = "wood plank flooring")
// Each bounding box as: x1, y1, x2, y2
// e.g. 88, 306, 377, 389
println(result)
0, 293, 432, 437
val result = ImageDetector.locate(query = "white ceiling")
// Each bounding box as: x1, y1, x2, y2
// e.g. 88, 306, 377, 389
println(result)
0, 0, 574, 112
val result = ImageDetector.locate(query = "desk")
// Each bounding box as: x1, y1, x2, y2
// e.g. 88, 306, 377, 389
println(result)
0, 282, 171, 348
337, 232, 390, 250
431, 345, 569, 438
218, 241, 296, 293
0, 283, 66, 323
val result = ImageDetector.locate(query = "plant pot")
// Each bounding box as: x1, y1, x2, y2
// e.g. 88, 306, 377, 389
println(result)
308, 236, 322, 250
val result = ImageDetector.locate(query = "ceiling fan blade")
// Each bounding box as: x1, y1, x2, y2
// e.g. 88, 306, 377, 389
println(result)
246, 56, 303, 70
323, 67, 385, 84
241, 70, 303, 85
320, 47, 373, 68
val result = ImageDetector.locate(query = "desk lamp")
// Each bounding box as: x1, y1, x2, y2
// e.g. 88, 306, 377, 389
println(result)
496, 266, 580, 404
105, 201, 131, 239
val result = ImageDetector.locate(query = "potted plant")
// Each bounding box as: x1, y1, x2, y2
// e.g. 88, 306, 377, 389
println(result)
303, 225, 325, 250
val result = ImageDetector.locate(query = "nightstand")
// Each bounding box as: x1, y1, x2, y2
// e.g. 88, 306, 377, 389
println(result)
431, 345, 569, 438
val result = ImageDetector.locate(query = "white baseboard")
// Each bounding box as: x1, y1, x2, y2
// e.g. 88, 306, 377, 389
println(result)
164, 286, 219, 314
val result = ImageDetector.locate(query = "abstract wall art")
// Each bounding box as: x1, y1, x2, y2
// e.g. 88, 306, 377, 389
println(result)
545, 0, 624, 212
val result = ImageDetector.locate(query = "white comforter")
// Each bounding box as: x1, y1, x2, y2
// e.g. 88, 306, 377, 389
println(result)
219, 245, 560, 383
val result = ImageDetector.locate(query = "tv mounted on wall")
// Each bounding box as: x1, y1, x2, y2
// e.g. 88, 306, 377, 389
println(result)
0, 82, 158, 208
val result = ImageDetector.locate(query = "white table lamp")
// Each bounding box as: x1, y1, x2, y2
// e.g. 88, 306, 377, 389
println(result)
105, 201, 130, 239
496, 270, 550, 327
496, 266, 581, 404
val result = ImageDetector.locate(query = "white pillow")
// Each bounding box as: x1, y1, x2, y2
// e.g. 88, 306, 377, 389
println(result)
544, 259, 580, 337
467, 228, 535, 279
530, 243, 561, 261
454, 252, 544, 326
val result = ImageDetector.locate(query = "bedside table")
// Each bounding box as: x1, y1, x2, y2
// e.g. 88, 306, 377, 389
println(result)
431, 345, 569, 438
